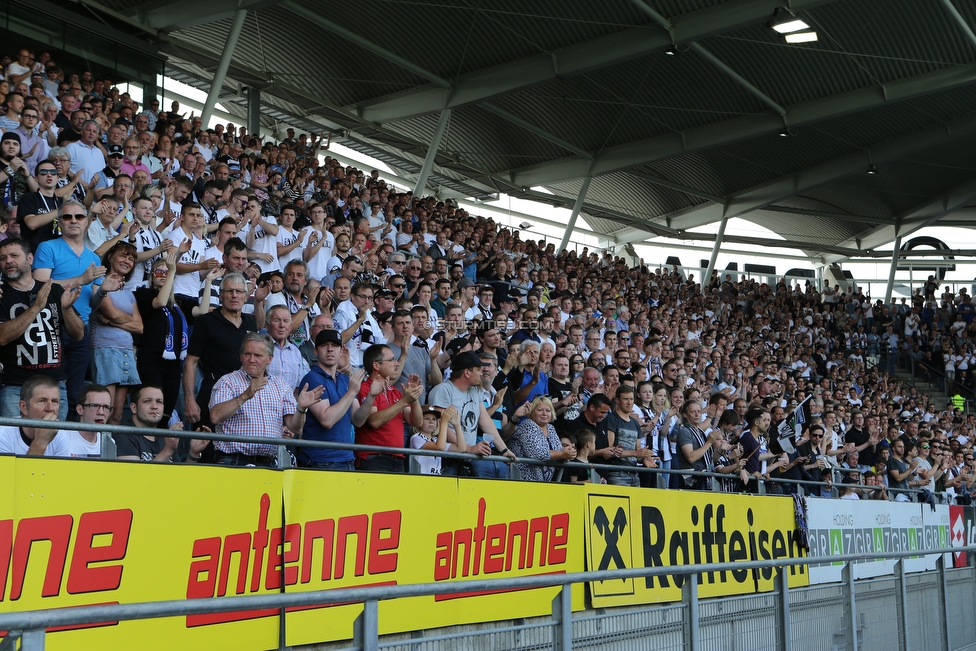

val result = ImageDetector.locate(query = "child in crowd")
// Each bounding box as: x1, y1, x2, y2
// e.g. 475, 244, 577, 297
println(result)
410, 405, 462, 475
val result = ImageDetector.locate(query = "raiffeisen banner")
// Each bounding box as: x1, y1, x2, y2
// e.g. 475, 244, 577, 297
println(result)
583, 486, 809, 608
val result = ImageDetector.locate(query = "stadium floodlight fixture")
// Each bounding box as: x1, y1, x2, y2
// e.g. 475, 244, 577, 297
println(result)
785, 31, 819, 43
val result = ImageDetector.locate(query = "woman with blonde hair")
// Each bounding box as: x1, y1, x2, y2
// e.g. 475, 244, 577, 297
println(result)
508, 395, 575, 482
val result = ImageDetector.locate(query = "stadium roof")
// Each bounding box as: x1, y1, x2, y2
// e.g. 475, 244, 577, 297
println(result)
60, 0, 976, 263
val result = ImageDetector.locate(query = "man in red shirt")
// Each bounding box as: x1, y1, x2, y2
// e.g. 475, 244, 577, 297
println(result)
355, 343, 423, 473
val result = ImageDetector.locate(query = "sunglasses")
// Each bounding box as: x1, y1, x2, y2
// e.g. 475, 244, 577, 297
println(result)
153, 268, 169, 277
61, 213, 86, 221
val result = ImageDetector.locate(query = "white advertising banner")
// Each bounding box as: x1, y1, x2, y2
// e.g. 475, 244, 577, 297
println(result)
805, 497, 950, 583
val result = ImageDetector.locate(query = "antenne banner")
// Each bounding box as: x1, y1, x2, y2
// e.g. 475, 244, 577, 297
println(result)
0, 457, 585, 650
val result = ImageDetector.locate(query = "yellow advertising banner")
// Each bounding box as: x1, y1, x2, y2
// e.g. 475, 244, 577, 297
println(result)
584, 486, 809, 608
282, 472, 586, 647
1, 456, 283, 651
0, 457, 586, 650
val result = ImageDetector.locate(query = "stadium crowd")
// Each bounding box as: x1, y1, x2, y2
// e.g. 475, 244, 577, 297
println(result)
1, 47, 976, 501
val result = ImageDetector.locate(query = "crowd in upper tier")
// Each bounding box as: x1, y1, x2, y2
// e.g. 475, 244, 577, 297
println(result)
0, 45, 974, 499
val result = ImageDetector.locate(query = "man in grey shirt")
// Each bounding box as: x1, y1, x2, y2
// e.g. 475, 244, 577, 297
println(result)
428, 351, 516, 479
386, 309, 440, 400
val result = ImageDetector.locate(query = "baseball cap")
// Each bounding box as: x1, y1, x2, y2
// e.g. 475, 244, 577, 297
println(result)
107, 144, 124, 157
452, 350, 491, 372
314, 329, 341, 347
421, 405, 442, 418
446, 336, 469, 358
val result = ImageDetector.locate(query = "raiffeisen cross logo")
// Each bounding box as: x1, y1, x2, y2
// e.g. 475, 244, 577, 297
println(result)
586, 494, 635, 598
593, 506, 627, 571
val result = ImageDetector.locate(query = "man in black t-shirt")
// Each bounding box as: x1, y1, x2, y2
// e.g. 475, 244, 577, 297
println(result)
183, 273, 257, 429
0, 237, 83, 420
566, 394, 613, 464
116, 385, 182, 462
844, 410, 877, 466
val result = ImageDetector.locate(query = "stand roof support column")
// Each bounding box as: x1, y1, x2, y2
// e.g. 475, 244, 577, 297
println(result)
558, 177, 591, 254
201, 8, 248, 127
413, 108, 451, 196
702, 216, 728, 294
885, 237, 902, 305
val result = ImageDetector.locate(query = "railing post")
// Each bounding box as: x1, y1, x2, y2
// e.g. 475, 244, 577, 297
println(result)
682, 574, 700, 651
938, 556, 950, 650
552, 584, 573, 651
20, 629, 45, 651
100, 433, 116, 459
0, 631, 21, 651
353, 600, 379, 651
896, 560, 909, 651
843, 562, 858, 651
776, 567, 791, 651
278, 445, 293, 469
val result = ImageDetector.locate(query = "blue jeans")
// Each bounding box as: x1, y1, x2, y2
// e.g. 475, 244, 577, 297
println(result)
303, 460, 355, 471
63, 323, 91, 421
358, 454, 405, 474
608, 469, 640, 487
0, 382, 68, 421
470, 458, 509, 479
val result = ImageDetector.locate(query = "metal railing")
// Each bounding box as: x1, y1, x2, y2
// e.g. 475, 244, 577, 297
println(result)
6, 415, 940, 501
1, 545, 973, 651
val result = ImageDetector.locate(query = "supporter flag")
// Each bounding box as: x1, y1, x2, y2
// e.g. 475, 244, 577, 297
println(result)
776, 396, 810, 454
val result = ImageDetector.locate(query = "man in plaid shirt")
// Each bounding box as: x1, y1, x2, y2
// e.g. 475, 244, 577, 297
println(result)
210, 332, 324, 467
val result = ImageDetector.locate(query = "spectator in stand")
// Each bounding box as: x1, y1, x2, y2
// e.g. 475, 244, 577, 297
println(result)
508, 395, 575, 482
62, 383, 116, 458
209, 332, 323, 467
31, 200, 104, 418
354, 343, 423, 473
90, 241, 143, 423
183, 273, 257, 430
0, 374, 74, 456
429, 350, 517, 478
299, 329, 369, 470
674, 399, 721, 491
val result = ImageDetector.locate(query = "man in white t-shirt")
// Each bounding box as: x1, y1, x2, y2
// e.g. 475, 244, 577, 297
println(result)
63, 384, 113, 458
301, 203, 335, 280
239, 198, 279, 277
165, 203, 217, 314
0, 375, 71, 456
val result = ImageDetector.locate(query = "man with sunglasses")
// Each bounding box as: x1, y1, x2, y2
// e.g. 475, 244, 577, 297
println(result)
33, 200, 106, 418
17, 159, 62, 252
